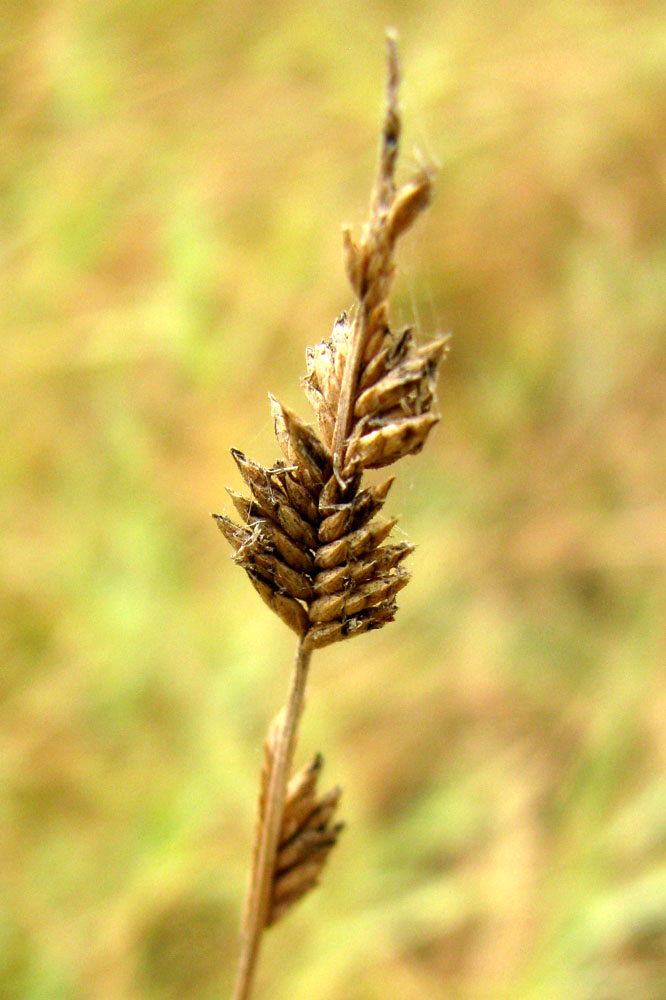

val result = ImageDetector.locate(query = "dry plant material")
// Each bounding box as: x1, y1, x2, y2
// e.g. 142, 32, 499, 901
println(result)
216, 31, 448, 1000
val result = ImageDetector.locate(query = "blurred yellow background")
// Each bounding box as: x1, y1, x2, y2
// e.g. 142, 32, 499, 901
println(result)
2, 2, 665, 998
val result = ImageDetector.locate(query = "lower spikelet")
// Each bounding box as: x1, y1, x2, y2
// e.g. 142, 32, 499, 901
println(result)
242, 716, 343, 931
268, 753, 343, 925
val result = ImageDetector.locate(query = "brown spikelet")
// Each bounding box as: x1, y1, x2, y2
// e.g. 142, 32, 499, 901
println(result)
245, 720, 344, 930
267, 753, 343, 926
215, 35, 446, 654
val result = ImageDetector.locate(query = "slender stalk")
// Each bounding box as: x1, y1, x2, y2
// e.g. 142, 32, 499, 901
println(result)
231, 639, 312, 1000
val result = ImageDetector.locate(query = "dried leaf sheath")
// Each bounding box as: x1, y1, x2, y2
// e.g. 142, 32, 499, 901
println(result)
221, 31, 448, 1000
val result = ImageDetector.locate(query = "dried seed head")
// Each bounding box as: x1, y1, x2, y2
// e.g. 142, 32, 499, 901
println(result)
217, 32, 446, 646
263, 749, 343, 927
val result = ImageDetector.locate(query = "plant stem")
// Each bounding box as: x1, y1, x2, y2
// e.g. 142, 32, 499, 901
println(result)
231, 638, 313, 1000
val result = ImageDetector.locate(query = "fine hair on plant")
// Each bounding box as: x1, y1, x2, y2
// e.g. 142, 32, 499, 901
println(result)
215, 30, 448, 1000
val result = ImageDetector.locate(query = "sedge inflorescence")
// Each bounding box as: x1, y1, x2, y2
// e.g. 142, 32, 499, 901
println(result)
217, 36, 448, 956
214, 45, 447, 655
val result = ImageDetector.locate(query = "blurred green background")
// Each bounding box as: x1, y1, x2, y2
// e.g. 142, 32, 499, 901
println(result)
2, 1, 665, 998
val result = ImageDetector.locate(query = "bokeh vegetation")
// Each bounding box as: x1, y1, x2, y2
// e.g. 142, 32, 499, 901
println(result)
2, 2, 665, 998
